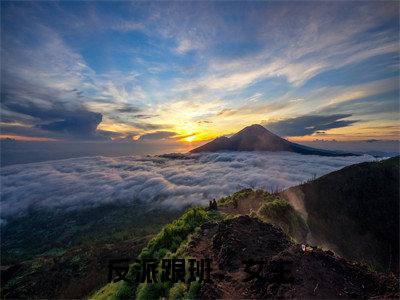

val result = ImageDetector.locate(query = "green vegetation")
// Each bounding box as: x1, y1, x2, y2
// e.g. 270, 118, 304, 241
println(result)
92, 207, 223, 300
185, 281, 201, 299
218, 188, 254, 206
218, 188, 308, 243
168, 282, 186, 299
258, 198, 308, 242
9, 157, 399, 299
139, 207, 212, 260
218, 188, 279, 207
91, 280, 132, 300
1, 201, 183, 265
1, 201, 183, 299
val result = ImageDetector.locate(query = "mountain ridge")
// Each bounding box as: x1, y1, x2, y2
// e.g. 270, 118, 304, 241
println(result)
281, 156, 400, 273
190, 124, 355, 156
92, 156, 399, 299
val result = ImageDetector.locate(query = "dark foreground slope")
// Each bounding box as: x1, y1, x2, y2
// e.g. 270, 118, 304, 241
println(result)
91, 157, 400, 299
93, 169, 399, 300
93, 208, 398, 300
190, 124, 354, 156
281, 156, 399, 273
187, 216, 398, 299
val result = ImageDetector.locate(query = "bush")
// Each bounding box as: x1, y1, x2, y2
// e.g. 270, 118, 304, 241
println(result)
139, 207, 211, 260
258, 199, 308, 242
217, 188, 253, 206
168, 282, 186, 299
91, 207, 215, 300
186, 281, 201, 299
90, 280, 132, 300
134, 207, 221, 299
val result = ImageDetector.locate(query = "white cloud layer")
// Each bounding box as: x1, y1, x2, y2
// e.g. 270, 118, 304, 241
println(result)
1, 152, 376, 219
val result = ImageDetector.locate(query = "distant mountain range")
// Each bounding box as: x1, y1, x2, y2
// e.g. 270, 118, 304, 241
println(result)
190, 124, 355, 156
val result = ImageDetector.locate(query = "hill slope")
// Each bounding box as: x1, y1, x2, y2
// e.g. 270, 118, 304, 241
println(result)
92, 157, 399, 299
93, 208, 398, 300
187, 216, 398, 299
281, 156, 399, 273
190, 124, 354, 156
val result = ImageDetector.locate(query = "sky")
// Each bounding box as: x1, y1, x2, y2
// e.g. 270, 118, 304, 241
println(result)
1, 1, 399, 153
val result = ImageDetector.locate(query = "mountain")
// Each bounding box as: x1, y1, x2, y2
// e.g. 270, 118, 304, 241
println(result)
217, 157, 400, 274
93, 157, 399, 300
190, 124, 354, 156
281, 156, 400, 274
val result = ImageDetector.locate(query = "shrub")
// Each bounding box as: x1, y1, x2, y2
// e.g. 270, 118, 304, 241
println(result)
186, 281, 201, 299
139, 207, 211, 261
134, 207, 221, 299
258, 199, 308, 242
217, 188, 253, 206
90, 281, 132, 300
168, 282, 186, 299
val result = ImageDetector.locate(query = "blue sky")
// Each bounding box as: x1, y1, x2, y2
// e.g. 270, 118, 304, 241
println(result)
1, 1, 399, 147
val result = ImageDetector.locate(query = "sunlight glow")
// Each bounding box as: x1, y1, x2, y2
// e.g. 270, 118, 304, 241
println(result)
184, 135, 196, 142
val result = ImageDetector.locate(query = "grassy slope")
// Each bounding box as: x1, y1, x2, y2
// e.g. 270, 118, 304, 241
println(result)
218, 188, 308, 243
91, 207, 222, 300
92, 190, 305, 300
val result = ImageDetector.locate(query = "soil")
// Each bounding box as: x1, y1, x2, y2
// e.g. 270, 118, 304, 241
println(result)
186, 216, 399, 299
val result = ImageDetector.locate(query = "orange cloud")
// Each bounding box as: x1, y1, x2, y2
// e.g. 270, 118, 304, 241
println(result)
0, 134, 59, 142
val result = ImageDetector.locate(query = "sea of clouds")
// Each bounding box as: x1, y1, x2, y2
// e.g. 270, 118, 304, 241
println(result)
0, 152, 376, 221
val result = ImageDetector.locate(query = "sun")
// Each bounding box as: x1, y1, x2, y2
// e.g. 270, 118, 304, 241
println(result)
184, 135, 196, 142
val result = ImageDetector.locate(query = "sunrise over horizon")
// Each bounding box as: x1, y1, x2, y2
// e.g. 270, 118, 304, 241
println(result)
1, 1, 399, 158
1, 2, 399, 299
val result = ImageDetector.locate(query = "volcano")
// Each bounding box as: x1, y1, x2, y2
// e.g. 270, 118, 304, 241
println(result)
190, 124, 354, 156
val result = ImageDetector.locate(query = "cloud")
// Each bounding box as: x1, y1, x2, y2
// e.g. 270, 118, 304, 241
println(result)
265, 114, 358, 137
131, 122, 170, 131
175, 39, 199, 54
116, 105, 141, 114
1, 94, 105, 139
0, 22, 157, 140
1, 2, 398, 142
318, 89, 400, 117
39, 111, 102, 138
139, 131, 177, 140
170, 2, 398, 95
0, 23, 106, 140
149, 2, 224, 54
0, 152, 375, 219
134, 114, 159, 119
109, 20, 144, 32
